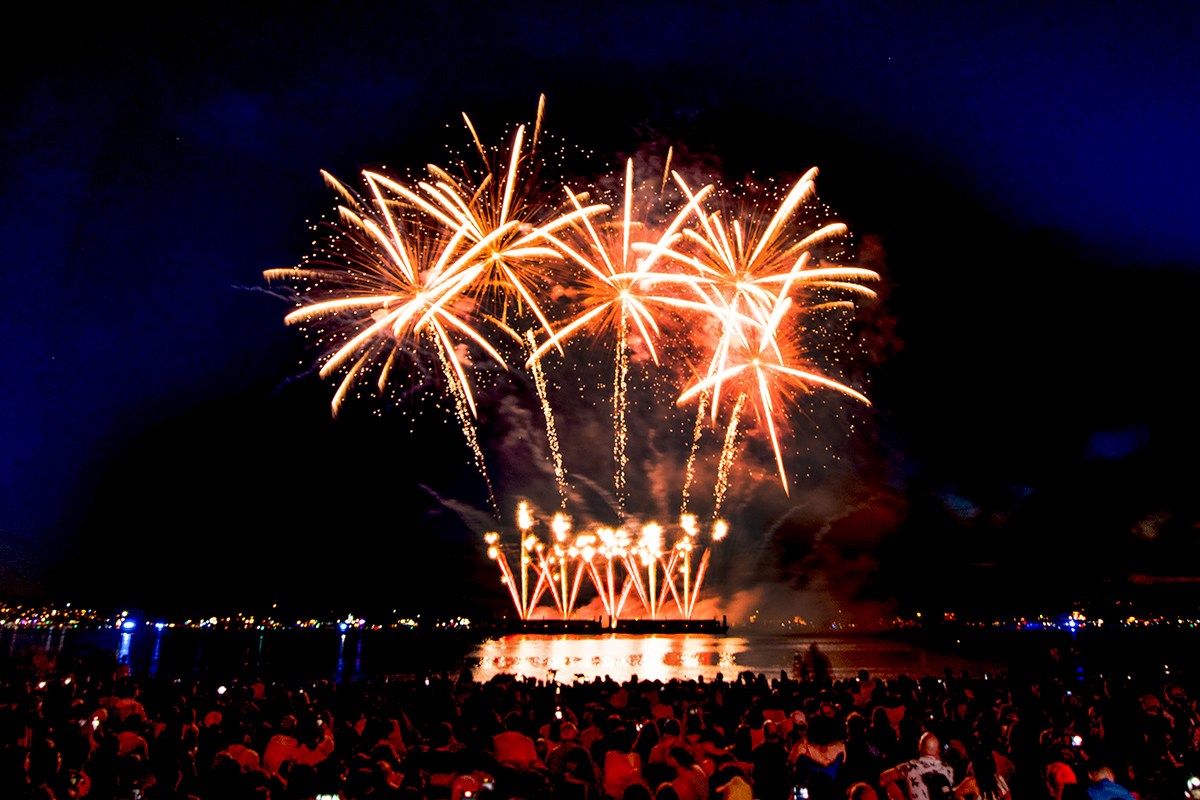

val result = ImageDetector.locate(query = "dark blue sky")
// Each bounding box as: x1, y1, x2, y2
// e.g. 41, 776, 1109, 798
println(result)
3, 2, 1197, 619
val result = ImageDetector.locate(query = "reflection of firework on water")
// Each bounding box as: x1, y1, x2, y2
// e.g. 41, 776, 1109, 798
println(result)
266, 98, 880, 622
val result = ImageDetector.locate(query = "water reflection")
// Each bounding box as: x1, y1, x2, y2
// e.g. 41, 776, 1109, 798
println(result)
469, 633, 1011, 684
472, 634, 750, 684
0, 626, 1007, 684
150, 627, 163, 678
0, 626, 1142, 686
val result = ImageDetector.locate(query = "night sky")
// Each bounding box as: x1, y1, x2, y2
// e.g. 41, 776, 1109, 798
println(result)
3, 2, 1197, 623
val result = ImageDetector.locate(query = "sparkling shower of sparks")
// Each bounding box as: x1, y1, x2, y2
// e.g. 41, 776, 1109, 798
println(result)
679, 391, 709, 517
526, 330, 568, 509
613, 317, 629, 515
264, 171, 514, 420
713, 393, 747, 516
437, 343, 498, 516
678, 284, 872, 495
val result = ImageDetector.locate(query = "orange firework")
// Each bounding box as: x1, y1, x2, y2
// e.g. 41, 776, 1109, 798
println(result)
667, 168, 879, 424
678, 269, 872, 495
526, 159, 719, 364
269, 99, 883, 622
264, 170, 516, 419
382, 96, 605, 343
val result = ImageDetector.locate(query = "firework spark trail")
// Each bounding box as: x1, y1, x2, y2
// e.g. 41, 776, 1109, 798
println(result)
436, 342, 499, 517
526, 330, 569, 509
688, 547, 713, 618
528, 546, 563, 614
659, 545, 687, 617
551, 513, 572, 616
640, 523, 664, 618
484, 532, 523, 614
659, 146, 674, 197
678, 536, 695, 620
568, 559, 588, 617
612, 314, 629, 518
585, 557, 614, 621
713, 393, 746, 518
679, 391, 709, 518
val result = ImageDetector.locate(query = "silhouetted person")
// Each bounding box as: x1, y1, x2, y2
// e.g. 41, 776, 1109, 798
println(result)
809, 645, 832, 686
751, 720, 790, 800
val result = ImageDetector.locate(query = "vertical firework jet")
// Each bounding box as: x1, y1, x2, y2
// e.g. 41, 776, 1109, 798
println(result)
267, 99, 880, 622
527, 159, 717, 517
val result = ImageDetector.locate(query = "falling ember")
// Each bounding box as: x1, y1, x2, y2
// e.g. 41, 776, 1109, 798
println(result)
612, 317, 629, 517
713, 393, 747, 516
526, 330, 569, 509
267, 98, 880, 623
437, 343, 498, 516
679, 391, 709, 518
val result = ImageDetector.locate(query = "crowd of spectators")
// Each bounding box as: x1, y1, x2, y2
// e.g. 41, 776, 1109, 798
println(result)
1, 641, 1197, 800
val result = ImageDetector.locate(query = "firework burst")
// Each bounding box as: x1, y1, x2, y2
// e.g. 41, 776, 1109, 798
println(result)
381, 100, 605, 343
267, 98, 881, 622
263, 170, 515, 420
666, 169, 880, 432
